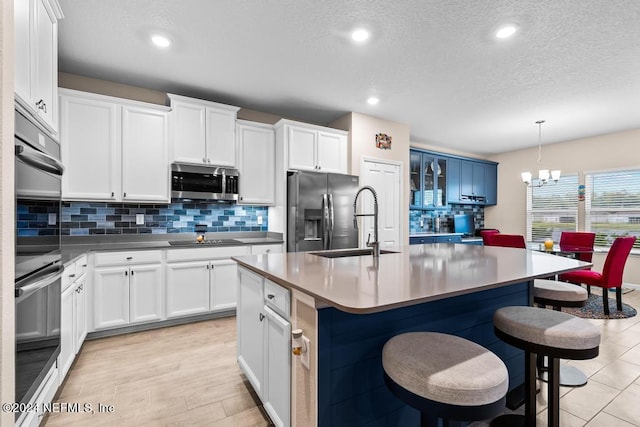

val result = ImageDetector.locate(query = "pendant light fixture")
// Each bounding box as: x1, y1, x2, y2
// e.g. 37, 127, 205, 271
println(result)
521, 120, 560, 187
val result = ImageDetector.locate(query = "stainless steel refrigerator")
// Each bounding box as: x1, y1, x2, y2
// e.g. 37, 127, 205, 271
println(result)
287, 171, 359, 252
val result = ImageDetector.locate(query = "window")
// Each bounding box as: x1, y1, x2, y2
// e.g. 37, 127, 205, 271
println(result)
585, 169, 640, 248
526, 174, 579, 242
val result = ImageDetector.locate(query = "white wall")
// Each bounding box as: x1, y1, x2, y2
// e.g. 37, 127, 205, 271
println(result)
487, 128, 640, 284
1, 0, 16, 421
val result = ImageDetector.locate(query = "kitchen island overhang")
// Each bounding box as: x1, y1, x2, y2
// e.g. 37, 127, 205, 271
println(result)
233, 244, 590, 427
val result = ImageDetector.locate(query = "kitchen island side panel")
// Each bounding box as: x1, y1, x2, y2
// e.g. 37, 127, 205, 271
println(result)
317, 281, 529, 427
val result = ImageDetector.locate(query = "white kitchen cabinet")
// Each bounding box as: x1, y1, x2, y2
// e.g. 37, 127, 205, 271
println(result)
165, 260, 211, 318
165, 246, 249, 318
59, 281, 75, 379
93, 265, 130, 330
263, 305, 291, 427
168, 94, 240, 167
59, 89, 170, 202
122, 105, 170, 202
236, 120, 275, 205
60, 92, 120, 200
74, 274, 87, 351
277, 119, 348, 174
251, 243, 283, 255
237, 268, 266, 397
59, 255, 88, 382
14, 0, 63, 135
92, 250, 164, 331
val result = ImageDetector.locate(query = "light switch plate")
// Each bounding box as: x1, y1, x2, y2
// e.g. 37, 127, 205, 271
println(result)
48, 213, 57, 225
136, 214, 145, 225
257, 215, 263, 225
301, 336, 310, 369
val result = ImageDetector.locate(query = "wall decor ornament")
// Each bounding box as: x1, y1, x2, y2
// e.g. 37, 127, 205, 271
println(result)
375, 133, 392, 150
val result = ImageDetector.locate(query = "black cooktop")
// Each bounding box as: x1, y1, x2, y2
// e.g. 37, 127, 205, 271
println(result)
168, 239, 242, 246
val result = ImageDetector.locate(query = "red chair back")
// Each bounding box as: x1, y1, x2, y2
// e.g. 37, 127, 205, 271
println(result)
480, 230, 500, 245
484, 233, 526, 249
601, 236, 636, 288
560, 232, 596, 263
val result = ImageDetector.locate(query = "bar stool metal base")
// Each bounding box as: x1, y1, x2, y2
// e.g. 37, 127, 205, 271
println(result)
539, 363, 588, 387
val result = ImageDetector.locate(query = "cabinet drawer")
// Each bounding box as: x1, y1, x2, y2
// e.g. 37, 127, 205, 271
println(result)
251, 244, 283, 255
94, 250, 162, 267
264, 279, 290, 318
166, 246, 250, 262
61, 262, 77, 291
75, 254, 88, 278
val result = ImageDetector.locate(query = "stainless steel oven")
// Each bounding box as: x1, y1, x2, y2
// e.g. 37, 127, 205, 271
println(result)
14, 110, 64, 418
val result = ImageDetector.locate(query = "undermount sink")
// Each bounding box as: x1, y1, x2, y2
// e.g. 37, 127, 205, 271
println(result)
310, 249, 399, 258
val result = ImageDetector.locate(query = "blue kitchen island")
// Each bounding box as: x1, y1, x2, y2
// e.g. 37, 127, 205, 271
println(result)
233, 243, 588, 426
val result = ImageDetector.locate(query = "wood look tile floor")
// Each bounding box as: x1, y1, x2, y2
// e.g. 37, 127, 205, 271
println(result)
47, 288, 640, 427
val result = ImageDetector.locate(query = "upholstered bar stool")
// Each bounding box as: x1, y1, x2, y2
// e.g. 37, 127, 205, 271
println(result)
492, 306, 600, 427
382, 332, 508, 426
533, 278, 590, 386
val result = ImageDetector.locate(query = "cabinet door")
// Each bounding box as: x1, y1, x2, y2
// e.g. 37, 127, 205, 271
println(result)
237, 268, 265, 398
59, 283, 75, 380
263, 306, 291, 427
122, 106, 169, 202
60, 94, 120, 201
130, 263, 164, 324
171, 101, 206, 164
317, 131, 346, 173
287, 126, 316, 171
472, 162, 486, 199
34, 0, 57, 131
93, 266, 130, 330
237, 123, 275, 205
165, 261, 210, 318
446, 157, 461, 204
14, 0, 33, 106
409, 151, 422, 208
206, 107, 237, 167
485, 163, 498, 206
209, 259, 238, 312
74, 276, 87, 352
460, 160, 474, 201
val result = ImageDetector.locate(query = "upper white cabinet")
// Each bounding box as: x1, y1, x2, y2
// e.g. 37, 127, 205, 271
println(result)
276, 119, 348, 174
14, 0, 63, 135
237, 120, 275, 205
168, 94, 240, 167
59, 89, 170, 203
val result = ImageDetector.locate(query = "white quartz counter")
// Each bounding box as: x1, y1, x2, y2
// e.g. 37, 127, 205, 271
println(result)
232, 244, 590, 314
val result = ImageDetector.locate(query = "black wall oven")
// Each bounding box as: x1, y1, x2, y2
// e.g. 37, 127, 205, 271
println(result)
14, 110, 64, 417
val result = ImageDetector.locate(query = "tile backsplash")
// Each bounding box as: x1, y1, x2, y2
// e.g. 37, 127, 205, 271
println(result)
17, 201, 269, 236
409, 204, 485, 235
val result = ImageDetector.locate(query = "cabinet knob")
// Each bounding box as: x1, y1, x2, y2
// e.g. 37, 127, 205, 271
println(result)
126, 257, 133, 260
35, 99, 47, 113
123, 192, 127, 197
259, 313, 265, 322
267, 294, 275, 300
69, 274, 76, 278
111, 192, 115, 197
82, 264, 87, 267
124, 271, 128, 276
131, 270, 135, 276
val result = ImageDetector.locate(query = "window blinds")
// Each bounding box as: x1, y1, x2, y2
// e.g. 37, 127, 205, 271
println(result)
526, 175, 579, 242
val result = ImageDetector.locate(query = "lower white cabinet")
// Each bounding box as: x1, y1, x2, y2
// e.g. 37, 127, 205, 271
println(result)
237, 268, 265, 397
60, 282, 75, 379
59, 255, 88, 382
237, 267, 291, 427
210, 259, 240, 311
74, 275, 87, 350
93, 263, 163, 330
165, 260, 211, 318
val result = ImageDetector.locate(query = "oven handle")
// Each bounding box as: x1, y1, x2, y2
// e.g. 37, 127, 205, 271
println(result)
15, 143, 64, 176
15, 265, 64, 300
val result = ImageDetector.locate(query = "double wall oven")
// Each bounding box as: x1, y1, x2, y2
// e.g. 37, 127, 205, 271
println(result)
14, 109, 64, 418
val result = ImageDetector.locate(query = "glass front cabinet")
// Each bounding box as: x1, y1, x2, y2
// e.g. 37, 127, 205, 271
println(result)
410, 150, 447, 209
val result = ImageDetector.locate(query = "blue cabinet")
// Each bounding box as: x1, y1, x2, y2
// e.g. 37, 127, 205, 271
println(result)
410, 234, 462, 244
447, 158, 498, 206
410, 150, 448, 209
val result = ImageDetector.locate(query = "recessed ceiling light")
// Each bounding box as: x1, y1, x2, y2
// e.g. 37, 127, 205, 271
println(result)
367, 97, 379, 105
351, 28, 370, 43
495, 25, 517, 39
151, 34, 171, 48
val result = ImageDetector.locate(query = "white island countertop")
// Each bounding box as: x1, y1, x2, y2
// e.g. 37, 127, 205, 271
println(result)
232, 244, 590, 314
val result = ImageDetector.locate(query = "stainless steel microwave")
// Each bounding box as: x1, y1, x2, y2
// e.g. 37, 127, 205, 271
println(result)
171, 163, 238, 202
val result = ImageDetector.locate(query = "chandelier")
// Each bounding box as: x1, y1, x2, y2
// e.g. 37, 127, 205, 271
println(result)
521, 120, 560, 187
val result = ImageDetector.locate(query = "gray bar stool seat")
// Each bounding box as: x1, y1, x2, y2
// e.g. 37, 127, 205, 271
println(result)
493, 306, 600, 427
533, 279, 590, 387
382, 332, 508, 426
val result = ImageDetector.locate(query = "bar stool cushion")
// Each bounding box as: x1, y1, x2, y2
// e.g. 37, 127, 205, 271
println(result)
494, 306, 600, 353
382, 332, 508, 407
533, 279, 588, 303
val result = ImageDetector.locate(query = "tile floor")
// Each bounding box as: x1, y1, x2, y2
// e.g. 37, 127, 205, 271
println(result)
46, 288, 640, 426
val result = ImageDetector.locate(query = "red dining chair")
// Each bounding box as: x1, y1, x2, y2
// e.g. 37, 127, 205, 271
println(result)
560, 236, 636, 316
558, 231, 596, 290
484, 233, 526, 249
480, 229, 500, 245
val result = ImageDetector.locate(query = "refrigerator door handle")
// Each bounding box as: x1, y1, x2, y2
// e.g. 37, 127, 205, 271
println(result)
322, 193, 330, 250
328, 193, 335, 249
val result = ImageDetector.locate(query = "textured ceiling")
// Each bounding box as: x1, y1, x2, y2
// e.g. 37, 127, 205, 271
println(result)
57, 0, 640, 155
